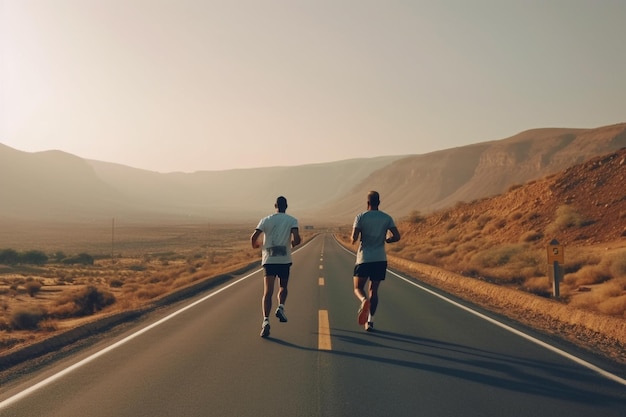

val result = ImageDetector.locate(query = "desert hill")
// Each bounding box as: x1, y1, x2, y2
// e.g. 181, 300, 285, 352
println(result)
400, 147, 626, 252
0, 144, 132, 220
1, 123, 625, 224
316, 123, 626, 221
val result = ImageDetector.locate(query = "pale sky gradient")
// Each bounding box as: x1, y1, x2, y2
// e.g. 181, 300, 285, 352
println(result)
1, 0, 625, 173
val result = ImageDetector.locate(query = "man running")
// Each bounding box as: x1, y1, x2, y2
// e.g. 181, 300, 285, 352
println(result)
351, 191, 400, 331
251, 196, 301, 338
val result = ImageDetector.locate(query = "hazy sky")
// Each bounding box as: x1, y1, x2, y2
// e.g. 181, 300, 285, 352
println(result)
1, 1, 625, 173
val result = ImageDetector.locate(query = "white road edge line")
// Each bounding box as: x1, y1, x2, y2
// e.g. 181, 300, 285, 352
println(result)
0, 244, 310, 409
0, 272, 256, 409
388, 269, 626, 387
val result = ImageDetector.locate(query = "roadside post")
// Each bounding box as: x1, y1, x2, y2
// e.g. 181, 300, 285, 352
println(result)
547, 239, 564, 298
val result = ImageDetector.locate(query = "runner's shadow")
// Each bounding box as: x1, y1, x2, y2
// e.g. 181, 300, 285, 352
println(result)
266, 329, 626, 406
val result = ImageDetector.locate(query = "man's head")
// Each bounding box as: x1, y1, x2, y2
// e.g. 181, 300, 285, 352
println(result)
367, 191, 380, 209
275, 196, 288, 212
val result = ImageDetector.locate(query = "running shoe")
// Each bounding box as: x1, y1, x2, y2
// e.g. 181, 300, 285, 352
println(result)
357, 299, 370, 325
365, 321, 374, 332
260, 321, 270, 338
275, 306, 288, 322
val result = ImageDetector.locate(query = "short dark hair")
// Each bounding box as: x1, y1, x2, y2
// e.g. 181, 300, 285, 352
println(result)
367, 191, 380, 206
276, 196, 288, 210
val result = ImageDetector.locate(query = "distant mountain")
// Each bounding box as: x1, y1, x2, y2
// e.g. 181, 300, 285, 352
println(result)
315, 123, 626, 222
1, 122, 624, 224
0, 144, 132, 220
0, 142, 402, 222
86, 156, 403, 222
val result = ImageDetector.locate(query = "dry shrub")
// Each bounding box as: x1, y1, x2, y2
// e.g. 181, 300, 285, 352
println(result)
48, 285, 115, 318
483, 225, 498, 235
459, 213, 472, 223
134, 284, 168, 300
522, 276, 551, 297
546, 205, 586, 235
0, 318, 10, 331
461, 231, 482, 243
432, 247, 456, 259
24, 280, 42, 297
597, 294, 626, 317
570, 280, 626, 316
520, 231, 544, 242
472, 244, 526, 268
109, 278, 124, 288
10, 308, 45, 330
39, 318, 59, 331
524, 211, 540, 222
438, 230, 459, 244
456, 241, 481, 253
562, 247, 601, 274
567, 252, 621, 287
565, 264, 611, 287
608, 249, 626, 278
411, 252, 438, 265
494, 218, 506, 229
407, 210, 426, 223
387, 245, 403, 254
122, 283, 140, 296
475, 215, 492, 230
468, 244, 544, 283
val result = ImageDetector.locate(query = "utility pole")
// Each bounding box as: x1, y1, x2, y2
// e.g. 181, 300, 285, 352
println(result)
111, 218, 115, 266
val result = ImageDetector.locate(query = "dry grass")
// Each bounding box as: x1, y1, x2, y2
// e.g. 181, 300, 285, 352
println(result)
0, 222, 306, 354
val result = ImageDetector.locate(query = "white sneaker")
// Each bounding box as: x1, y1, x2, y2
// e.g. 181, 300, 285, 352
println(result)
260, 320, 270, 337
275, 306, 288, 322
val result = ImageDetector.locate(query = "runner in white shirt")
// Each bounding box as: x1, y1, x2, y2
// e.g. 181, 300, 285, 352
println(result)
251, 196, 301, 338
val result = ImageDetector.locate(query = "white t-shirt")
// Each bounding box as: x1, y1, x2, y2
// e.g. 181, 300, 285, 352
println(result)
255, 212, 299, 265
353, 210, 396, 264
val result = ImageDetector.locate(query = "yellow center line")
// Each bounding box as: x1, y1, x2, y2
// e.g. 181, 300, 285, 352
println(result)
318, 310, 332, 350
319, 277, 325, 286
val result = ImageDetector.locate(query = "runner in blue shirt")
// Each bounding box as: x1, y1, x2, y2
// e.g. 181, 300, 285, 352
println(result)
351, 191, 401, 331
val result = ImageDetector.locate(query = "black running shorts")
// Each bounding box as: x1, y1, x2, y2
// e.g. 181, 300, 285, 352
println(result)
353, 261, 387, 281
263, 263, 292, 279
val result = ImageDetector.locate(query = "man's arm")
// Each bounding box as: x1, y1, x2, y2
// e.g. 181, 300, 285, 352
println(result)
291, 228, 301, 247
385, 226, 400, 244
351, 226, 361, 245
250, 229, 263, 249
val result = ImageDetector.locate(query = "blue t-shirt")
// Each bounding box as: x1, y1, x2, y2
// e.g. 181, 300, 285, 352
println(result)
255, 212, 298, 265
353, 210, 396, 264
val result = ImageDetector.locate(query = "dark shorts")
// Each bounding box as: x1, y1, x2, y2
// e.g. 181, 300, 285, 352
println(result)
354, 261, 387, 281
263, 263, 292, 280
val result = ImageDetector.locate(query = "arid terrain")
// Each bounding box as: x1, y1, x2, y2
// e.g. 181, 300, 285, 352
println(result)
1, 148, 625, 374
0, 224, 276, 365
389, 148, 626, 364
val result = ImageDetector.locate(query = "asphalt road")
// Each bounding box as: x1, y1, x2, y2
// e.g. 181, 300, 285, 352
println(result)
1, 234, 625, 416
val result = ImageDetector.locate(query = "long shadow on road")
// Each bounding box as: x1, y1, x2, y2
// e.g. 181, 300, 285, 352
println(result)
266, 328, 626, 407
